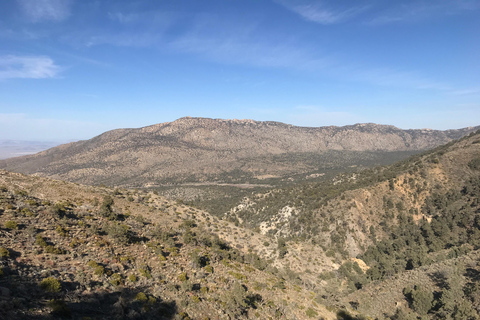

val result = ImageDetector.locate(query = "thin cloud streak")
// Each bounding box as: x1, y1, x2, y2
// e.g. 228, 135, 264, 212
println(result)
17, 0, 73, 23
0, 55, 60, 79
367, 0, 480, 25
277, 0, 368, 24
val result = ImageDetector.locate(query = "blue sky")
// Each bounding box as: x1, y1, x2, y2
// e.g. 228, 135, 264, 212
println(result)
0, 0, 479, 141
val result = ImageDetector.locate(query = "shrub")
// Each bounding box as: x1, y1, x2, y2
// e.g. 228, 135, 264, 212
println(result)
178, 272, 187, 282
94, 266, 105, 276
205, 265, 213, 273
128, 274, 137, 282
55, 225, 68, 237
21, 208, 35, 217
139, 268, 152, 279
36, 235, 48, 247
306, 307, 318, 318
135, 292, 148, 302
110, 273, 123, 286
4, 221, 18, 229
47, 299, 70, 317
103, 222, 131, 244
44, 245, 65, 254
0, 247, 9, 258
87, 260, 98, 268
40, 277, 61, 292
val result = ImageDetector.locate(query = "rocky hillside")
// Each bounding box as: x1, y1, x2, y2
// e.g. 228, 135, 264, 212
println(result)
0, 170, 337, 320
209, 129, 480, 318
1, 117, 478, 187
1, 130, 480, 319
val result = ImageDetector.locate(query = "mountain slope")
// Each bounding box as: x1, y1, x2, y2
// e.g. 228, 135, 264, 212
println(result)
1, 117, 478, 187
0, 170, 336, 320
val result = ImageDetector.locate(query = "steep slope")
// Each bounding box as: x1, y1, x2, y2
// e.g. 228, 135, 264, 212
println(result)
0, 170, 336, 320
211, 130, 480, 318
1, 117, 478, 187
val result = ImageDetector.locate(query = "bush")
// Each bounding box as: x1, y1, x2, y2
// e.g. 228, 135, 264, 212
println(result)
40, 277, 61, 292
135, 292, 148, 302
47, 299, 70, 317
35, 235, 48, 247
139, 268, 152, 279
4, 221, 18, 229
110, 273, 122, 286
403, 285, 433, 315
178, 272, 187, 282
306, 307, 318, 318
104, 222, 131, 244
0, 247, 9, 258
94, 266, 105, 276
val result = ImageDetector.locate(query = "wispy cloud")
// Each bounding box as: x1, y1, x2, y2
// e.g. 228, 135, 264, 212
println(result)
0, 55, 60, 79
82, 11, 177, 48
353, 67, 451, 91
278, 0, 368, 24
367, 0, 480, 25
170, 15, 331, 70
17, 0, 73, 23
172, 34, 326, 69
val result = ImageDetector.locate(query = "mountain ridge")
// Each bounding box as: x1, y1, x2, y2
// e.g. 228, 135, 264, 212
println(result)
1, 117, 478, 187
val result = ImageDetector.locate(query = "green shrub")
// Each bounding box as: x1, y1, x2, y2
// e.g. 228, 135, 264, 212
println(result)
110, 273, 123, 286
44, 245, 65, 254
139, 268, 152, 279
87, 260, 98, 268
135, 292, 148, 302
40, 277, 61, 292
0, 247, 9, 258
55, 225, 68, 237
178, 272, 187, 282
306, 307, 318, 318
94, 266, 105, 276
36, 235, 47, 247
21, 208, 35, 217
128, 274, 137, 282
47, 299, 70, 317
4, 221, 18, 229
205, 265, 213, 273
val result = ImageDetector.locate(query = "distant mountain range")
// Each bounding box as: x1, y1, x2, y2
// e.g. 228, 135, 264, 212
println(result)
1, 117, 478, 187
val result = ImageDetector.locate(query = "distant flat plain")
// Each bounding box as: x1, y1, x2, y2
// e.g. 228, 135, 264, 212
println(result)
0, 140, 65, 159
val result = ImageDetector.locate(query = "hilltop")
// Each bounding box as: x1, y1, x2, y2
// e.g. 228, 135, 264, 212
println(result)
1, 117, 478, 187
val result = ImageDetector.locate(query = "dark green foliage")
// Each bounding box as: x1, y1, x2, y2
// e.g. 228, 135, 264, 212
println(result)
403, 285, 433, 315
363, 176, 480, 281
4, 220, 18, 229
0, 247, 9, 258
100, 195, 116, 220
40, 277, 61, 293
277, 237, 287, 259
103, 222, 132, 244
338, 261, 367, 290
